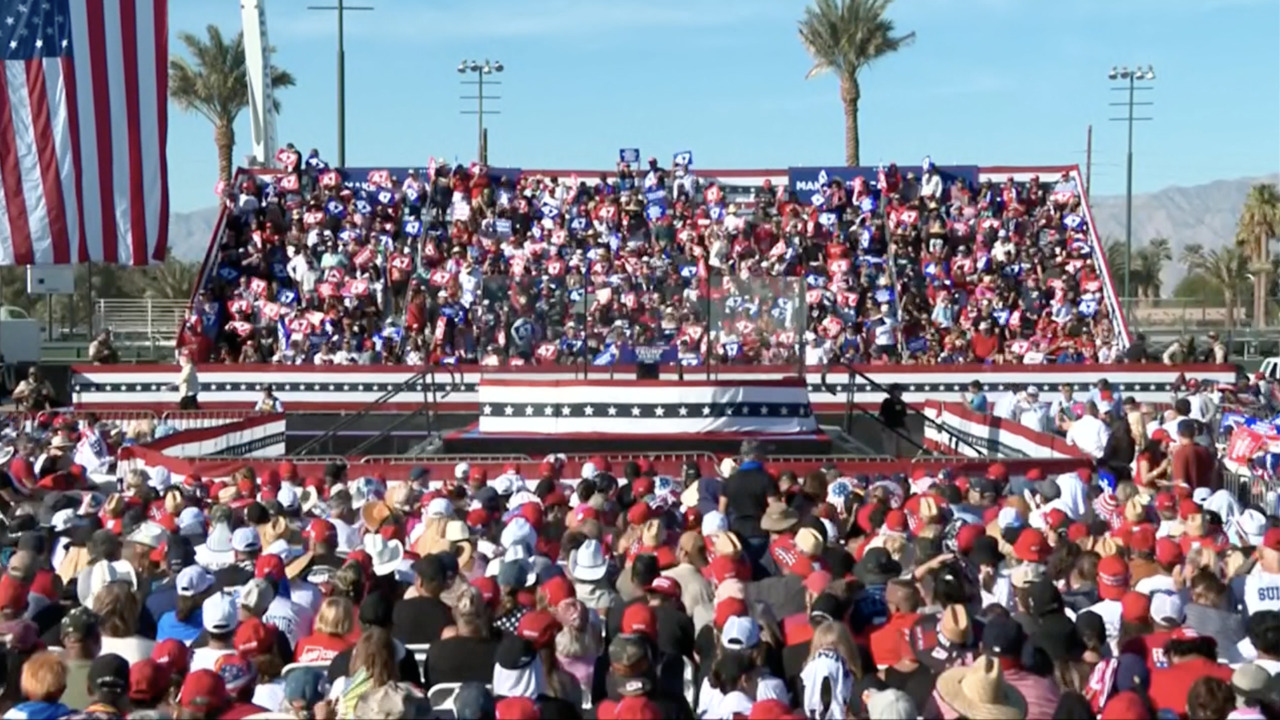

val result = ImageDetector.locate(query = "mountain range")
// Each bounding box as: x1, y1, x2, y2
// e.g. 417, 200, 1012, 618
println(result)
164, 175, 1280, 297
1086, 174, 1280, 294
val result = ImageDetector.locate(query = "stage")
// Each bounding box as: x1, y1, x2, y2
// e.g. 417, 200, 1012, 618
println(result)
441, 423, 834, 455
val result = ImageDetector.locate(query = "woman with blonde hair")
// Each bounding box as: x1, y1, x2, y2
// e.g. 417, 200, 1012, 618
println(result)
799, 621, 862, 720
5, 651, 69, 719
94, 582, 154, 663
295, 596, 357, 663
535, 578, 600, 697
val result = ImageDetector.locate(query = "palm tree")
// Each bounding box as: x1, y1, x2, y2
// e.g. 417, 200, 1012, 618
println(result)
1235, 183, 1280, 328
169, 25, 296, 182
1134, 236, 1172, 301
797, 0, 915, 165
132, 258, 203, 300
1182, 243, 1248, 329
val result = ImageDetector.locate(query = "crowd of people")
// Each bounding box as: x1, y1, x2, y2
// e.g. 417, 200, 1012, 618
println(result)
0, 418, 1276, 720
178, 149, 1127, 368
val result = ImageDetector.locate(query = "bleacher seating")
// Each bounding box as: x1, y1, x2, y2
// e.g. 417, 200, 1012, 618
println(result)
180, 152, 1125, 368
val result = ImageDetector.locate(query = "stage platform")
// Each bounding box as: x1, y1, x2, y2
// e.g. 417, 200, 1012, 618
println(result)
441, 423, 834, 456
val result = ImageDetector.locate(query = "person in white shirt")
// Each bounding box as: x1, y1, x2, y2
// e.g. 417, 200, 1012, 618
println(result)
992, 391, 1019, 421
191, 592, 239, 671
1063, 403, 1110, 459
1245, 529, 1280, 615
1085, 555, 1130, 653
1014, 387, 1052, 433
173, 353, 200, 410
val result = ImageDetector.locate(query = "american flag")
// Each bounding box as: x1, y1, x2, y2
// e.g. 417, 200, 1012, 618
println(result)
0, 0, 168, 266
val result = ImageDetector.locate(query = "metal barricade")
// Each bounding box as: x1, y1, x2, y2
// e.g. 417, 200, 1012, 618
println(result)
357, 454, 533, 464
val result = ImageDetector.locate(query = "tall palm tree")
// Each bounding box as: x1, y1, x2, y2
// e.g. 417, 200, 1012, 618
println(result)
797, 0, 915, 165
1134, 236, 1172, 301
1235, 182, 1280, 328
1182, 243, 1248, 329
169, 25, 296, 182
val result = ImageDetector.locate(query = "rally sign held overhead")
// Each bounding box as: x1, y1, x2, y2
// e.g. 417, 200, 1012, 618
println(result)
619, 148, 641, 164
787, 165, 980, 205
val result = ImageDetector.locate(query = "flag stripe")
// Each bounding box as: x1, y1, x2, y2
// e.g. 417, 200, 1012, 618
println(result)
0, 67, 35, 264
118, 0, 147, 266
45, 58, 79, 265
100, 0, 132, 264
81, 0, 119, 263
8, 62, 49, 264
60, 55, 89, 263
142, 0, 166, 262
26, 60, 70, 264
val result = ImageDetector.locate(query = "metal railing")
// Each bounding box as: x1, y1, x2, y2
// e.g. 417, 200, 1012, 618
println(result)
292, 365, 435, 457
93, 298, 186, 345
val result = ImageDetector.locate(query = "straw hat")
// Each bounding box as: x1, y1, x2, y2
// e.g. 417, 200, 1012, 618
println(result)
713, 532, 742, 558
1123, 497, 1147, 524
760, 502, 800, 533
934, 655, 1026, 720
361, 499, 393, 531
938, 604, 973, 646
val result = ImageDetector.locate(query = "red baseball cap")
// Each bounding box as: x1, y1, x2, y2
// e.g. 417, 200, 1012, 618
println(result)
749, 699, 794, 720
303, 518, 337, 548
1130, 525, 1156, 554
495, 697, 541, 720
1100, 691, 1148, 720
604, 697, 661, 720
128, 659, 170, 703
1155, 537, 1184, 566
1067, 522, 1090, 543
177, 670, 228, 712
468, 466, 488, 484
1154, 492, 1175, 512
714, 598, 749, 630
709, 556, 740, 585
537, 575, 575, 608
1264, 528, 1280, 553
803, 570, 833, 596
471, 577, 499, 608
254, 554, 286, 583
1097, 555, 1129, 601
627, 502, 653, 526
1120, 591, 1151, 624
233, 617, 277, 657
884, 509, 908, 533
543, 489, 569, 507
955, 524, 986, 555
1172, 626, 1204, 642
1024, 467, 1044, 482
1044, 508, 1069, 531
1178, 499, 1201, 521
636, 458, 655, 476
516, 610, 562, 651
151, 638, 191, 677
645, 576, 682, 600
517, 503, 544, 529
986, 463, 1008, 481
621, 603, 657, 641
1012, 528, 1050, 564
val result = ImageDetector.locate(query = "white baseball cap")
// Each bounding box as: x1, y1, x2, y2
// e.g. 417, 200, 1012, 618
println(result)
231, 527, 261, 553
202, 592, 239, 633
720, 615, 761, 650
277, 485, 300, 511
176, 566, 214, 598
454, 462, 471, 480
580, 462, 598, 481
1150, 592, 1185, 626
425, 497, 454, 519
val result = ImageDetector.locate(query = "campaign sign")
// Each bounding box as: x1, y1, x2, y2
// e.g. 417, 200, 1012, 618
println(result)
620, 148, 640, 164
787, 165, 980, 205
673, 151, 694, 167
337, 166, 522, 195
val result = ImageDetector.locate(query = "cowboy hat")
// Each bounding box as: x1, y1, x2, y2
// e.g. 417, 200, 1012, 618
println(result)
759, 502, 800, 533
50, 435, 74, 450
299, 486, 322, 515
363, 534, 405, 577
934, 655, 1026, 720
361, 499, 393, 531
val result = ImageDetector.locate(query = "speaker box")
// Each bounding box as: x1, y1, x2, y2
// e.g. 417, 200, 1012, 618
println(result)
635, 362, 660, 380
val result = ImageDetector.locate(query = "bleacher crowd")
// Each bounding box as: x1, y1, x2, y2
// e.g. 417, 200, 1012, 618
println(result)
178, 149, 1126, 368
1, 422, 1280, 719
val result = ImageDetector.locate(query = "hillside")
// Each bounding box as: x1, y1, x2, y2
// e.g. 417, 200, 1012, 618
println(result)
1088, 174, 1280, 293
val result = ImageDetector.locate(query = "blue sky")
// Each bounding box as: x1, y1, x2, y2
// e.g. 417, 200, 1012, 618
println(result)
167, 0, 1280, 213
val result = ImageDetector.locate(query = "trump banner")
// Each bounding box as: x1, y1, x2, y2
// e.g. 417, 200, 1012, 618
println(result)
787, 165, 980, 205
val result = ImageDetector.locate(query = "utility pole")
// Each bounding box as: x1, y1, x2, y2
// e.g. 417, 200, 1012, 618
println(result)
458, 60, 503, 164
307, 0, 374, 166
1085, 124, 1093, 201
1108, 65, 1156, 318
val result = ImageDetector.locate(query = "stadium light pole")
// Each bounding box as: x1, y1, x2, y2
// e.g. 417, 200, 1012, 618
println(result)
1108, 64, 1156, 317
307, 0, 374, 167
459, 59, 503, 164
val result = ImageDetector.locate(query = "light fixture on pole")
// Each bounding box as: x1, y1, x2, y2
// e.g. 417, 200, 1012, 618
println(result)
1108, 64, 1156, 319
459, 59, 503, 164
307, 0, 374, 167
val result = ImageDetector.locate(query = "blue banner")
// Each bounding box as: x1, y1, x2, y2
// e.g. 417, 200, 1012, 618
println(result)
786, 165, 980, 205
620, 148, 640, 164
